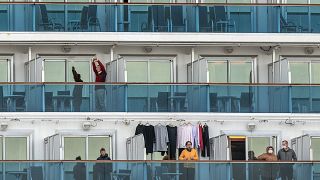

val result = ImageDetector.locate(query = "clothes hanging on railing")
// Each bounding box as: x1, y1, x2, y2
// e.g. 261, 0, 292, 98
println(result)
126, 134, 145, 160
153, 124, 169, 152
201, 124, 210, 157
167, 125, 177, 160
144, 125, 156, 154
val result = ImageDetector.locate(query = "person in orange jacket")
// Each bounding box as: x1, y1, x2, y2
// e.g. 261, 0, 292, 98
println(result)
179, 141, 199, 161
179, 141, 198, 180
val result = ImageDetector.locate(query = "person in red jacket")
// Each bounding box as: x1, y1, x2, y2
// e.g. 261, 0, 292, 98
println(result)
92, 56, 107, 112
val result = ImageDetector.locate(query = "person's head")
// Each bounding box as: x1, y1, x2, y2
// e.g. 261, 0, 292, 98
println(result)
76, 156, 81, 160
163, 155, 169, 160
266, 146, 274, 154
100, 148, 106, 156
185, 141, 192, 151
282, 140, 289, 149
96, 65, 101, 72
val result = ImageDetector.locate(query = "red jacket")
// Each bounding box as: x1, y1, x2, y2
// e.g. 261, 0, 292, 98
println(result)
92, 60, 106, 83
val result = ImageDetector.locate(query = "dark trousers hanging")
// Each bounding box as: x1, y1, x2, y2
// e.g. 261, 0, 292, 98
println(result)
201, 125, 210, 157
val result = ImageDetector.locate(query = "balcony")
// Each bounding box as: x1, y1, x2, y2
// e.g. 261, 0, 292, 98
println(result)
0, 161, 315, 179
1, 83, 320, 113
0, 3, 320, 33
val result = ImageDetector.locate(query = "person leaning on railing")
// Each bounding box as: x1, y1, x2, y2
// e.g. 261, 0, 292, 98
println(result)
257, 146, 279, 180
277, 140, 297, 180
178, 141, 198, 180
92, 56, 107, 112
93, 148, 112, 180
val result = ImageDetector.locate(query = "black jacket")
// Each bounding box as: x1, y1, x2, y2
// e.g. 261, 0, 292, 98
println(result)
73, 163, 86, 180
97, 154, 111, 160
277, 148, 297, 161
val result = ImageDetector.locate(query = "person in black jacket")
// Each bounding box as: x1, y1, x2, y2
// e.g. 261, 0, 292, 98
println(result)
72, 66, 83, 112
73, 156, 86, 180
94, 148, 112, 180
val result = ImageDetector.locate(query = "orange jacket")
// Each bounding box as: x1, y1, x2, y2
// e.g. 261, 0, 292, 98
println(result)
179, 149, 199, 161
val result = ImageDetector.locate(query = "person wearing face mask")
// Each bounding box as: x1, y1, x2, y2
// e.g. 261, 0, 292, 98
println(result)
277, 140, 297, 180
257, 146, 279, 180
179, 141, 198, 180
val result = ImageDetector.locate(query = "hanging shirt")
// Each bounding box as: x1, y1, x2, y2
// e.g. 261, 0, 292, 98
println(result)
192, 125, 199, 148
199, 125, 204, 150
177, 124, 193, 148
144, 125, 155, 154
153, 125, 169, 152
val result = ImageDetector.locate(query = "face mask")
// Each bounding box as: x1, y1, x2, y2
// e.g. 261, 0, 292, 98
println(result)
268, 150, 273, 154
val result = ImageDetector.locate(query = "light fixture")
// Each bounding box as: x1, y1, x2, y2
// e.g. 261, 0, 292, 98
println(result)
82, 122, 92, 130
0, 123, 8, 131
224, 46, 234, 54
247, 122, 256, 131
143, 46, 153, 53
304, 47, 314, 55
62, 45, 72, 53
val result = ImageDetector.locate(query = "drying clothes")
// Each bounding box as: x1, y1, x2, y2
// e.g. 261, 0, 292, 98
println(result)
153, 124, 169, 152
126, 134, 145, 160
167, 125, 177, 160
144, 125, 156, 154
199, 125, 204, 151
192, 125, 199, 148
177, 124, 193, 148
135, 124, 145, 135
201, 125, 210, 157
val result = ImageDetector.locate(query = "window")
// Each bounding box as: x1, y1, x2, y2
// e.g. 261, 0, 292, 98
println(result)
208, 59, 254, 83
0, 136, 29, 160
126, 59, 173, 83
63, 136, 112, 160
0, 59, 10, 82
43, 58, 91, 82
311, 138, 320, 160
289, 61, 320, 84
247, 137, 270, 159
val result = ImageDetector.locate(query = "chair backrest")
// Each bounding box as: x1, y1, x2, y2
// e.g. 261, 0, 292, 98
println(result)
171, 6, 183, 26
57, 91, 70, 95
199, 6, 208, 27
214, 6, 227, 21
153, 6, 167, 27
45, 92, 53, 111
240, 92, 253, 107
88, 5, 97, 19
80, 6, 89, 29
39, 4, 49, 24
209, 93, 218, 107
30, 166, 44, 180
157, 92, 169, 110
12, 91, 25, 107
0, 86, 3, 110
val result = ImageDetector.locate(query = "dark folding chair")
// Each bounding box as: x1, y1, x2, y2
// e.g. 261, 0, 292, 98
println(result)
30, 166, 44, 180
88, 5, 101, 31
240, 92, 253, 113
38, 4, 64, 31
209, 93, 218, 112
171, 6, 186, 32
156, 92, 170, 112
45, 92, 54, 112
0, 86, 3, 111
12, 91, 26, 112
213, 6, 236, 32
199, 6, 212, 32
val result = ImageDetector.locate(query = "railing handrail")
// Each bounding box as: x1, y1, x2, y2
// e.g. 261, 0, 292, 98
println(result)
1, 82, 320, 86
0, 160, 319, 163
0, 2, 320, 7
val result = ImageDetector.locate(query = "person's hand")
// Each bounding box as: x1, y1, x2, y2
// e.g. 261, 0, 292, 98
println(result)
190, 157, 194, 160
184, 157, 188, 160
72, 66, 75, 70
